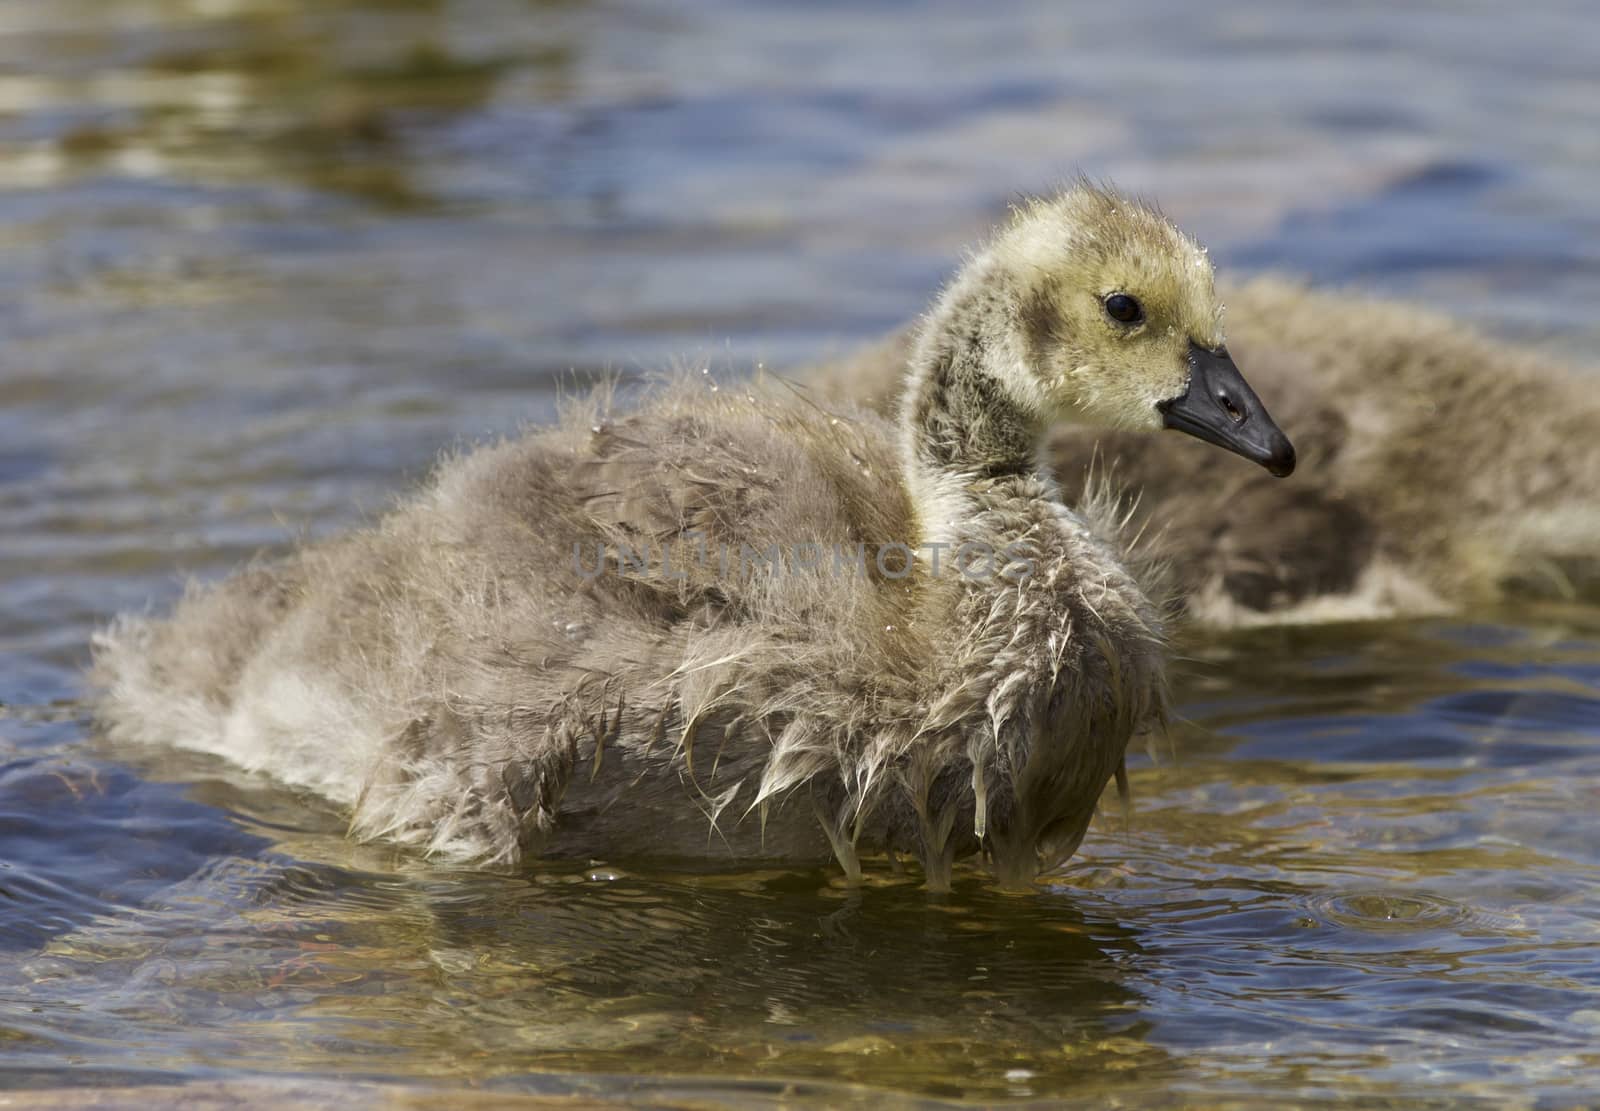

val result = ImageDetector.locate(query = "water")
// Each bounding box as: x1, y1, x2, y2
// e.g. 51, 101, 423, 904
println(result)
3, 0, 1599, 1105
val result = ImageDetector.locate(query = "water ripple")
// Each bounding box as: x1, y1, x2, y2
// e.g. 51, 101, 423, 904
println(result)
1306, 890, 1474, 933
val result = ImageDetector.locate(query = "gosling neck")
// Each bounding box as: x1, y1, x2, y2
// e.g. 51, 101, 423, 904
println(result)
901, 266, 1051, 544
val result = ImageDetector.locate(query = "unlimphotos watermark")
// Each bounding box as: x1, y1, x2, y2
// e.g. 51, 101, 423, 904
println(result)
573, 534, 1036, 583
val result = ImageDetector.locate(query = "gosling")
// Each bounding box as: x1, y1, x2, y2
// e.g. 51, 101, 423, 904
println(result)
93, 186, 1293, 887
813, 279, 1600, 624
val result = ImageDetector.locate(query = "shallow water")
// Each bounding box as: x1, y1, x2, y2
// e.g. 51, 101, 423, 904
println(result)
3, 0, 1600, 1106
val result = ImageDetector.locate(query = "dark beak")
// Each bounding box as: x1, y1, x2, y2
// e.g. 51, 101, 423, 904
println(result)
1158, 342, 1296, 477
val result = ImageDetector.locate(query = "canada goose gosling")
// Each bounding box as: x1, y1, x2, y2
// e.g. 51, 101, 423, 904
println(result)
902, 189, 1294, 548
92, 186, 1295, 890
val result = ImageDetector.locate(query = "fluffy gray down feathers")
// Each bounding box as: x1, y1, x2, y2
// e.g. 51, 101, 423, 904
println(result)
93, 376, 1170, 886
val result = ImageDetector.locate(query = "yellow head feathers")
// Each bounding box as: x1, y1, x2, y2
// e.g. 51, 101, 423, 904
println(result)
991, 185, 1227, 429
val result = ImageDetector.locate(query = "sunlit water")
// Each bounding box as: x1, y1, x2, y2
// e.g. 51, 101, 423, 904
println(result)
3, 1, 1599, 1106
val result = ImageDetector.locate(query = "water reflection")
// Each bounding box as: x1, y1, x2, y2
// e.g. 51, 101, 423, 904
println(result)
0, 0, 578, 207
1, 779, 1161, 1099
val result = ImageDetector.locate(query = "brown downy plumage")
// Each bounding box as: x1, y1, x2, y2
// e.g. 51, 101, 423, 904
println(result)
92, 186, 1293, 886
812, 278, 1600, 624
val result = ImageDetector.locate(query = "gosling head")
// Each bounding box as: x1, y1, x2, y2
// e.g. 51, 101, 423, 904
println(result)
993, 186, 1295, 477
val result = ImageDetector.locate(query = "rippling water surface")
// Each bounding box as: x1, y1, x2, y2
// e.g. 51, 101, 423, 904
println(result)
3, 1, 1599, 1106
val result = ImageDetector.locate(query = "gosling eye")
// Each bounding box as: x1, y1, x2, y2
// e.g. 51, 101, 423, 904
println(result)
1103, 292, 1144, 326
